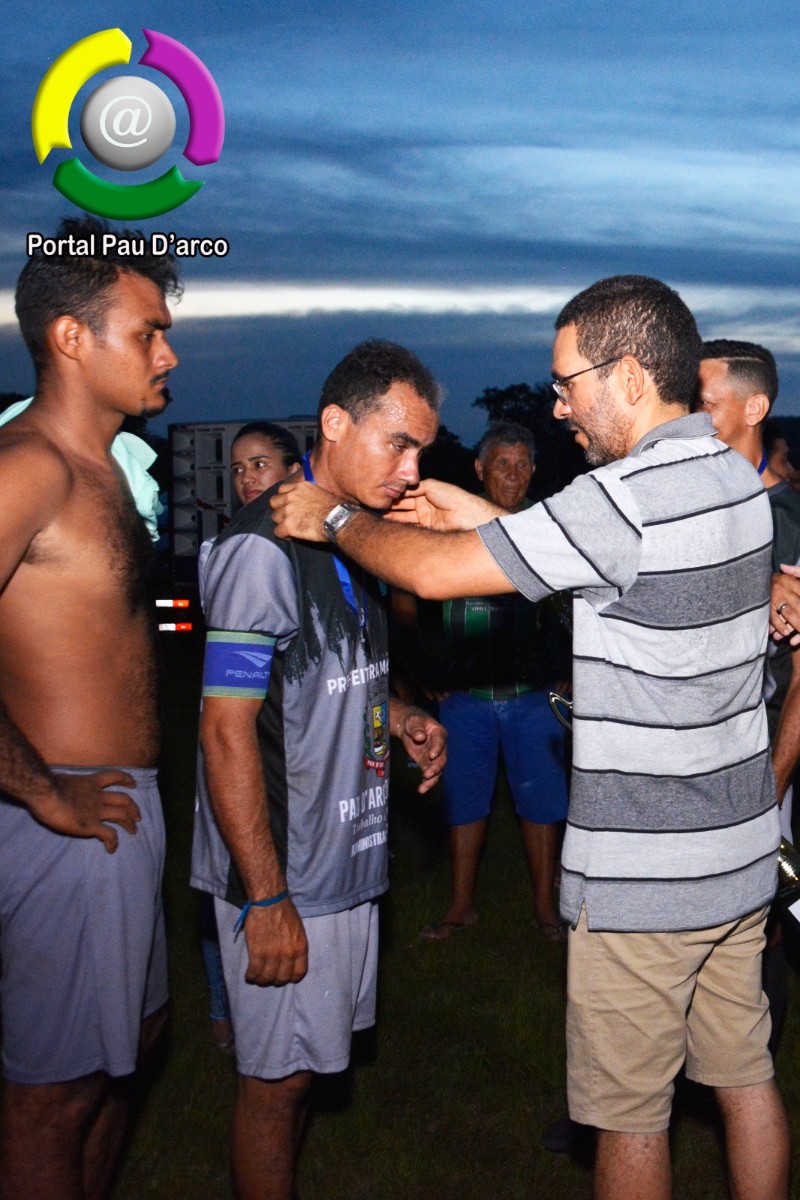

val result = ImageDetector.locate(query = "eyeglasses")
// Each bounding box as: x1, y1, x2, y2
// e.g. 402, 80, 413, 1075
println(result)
551, 356, 623, 402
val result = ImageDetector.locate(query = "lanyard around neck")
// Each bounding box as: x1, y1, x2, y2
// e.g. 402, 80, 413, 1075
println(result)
302, 453, 365, 627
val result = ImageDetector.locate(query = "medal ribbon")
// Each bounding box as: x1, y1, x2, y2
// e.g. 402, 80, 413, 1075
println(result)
302, 452, 366, 628
301, 454, 388, 771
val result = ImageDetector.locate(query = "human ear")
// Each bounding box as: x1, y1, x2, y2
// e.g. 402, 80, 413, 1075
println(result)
319, 404, 350, 445
49, 314, 86, 363
618, 355, 647, 405
744, 393, 770, 428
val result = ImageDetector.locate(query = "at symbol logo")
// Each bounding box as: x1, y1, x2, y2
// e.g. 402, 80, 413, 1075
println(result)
101, 96, 152, 147
32, 28, 224, 220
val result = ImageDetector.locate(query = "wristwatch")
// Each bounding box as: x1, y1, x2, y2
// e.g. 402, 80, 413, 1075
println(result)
323, 502, 361, 543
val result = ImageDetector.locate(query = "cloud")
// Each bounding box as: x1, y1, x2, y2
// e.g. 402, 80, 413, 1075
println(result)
4, 0, 800, 295
158, 282, 574, 318
3, 277, 799, 339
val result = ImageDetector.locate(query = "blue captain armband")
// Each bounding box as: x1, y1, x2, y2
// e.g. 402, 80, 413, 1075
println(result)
202, 631, 276, 699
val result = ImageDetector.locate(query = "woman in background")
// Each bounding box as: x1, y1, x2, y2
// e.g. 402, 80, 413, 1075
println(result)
230, 421, 302, 506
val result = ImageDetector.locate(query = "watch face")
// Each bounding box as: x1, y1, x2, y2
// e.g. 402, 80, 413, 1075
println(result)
325, 503, 358, 540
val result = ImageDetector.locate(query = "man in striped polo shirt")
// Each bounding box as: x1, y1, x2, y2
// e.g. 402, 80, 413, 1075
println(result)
271, 276, 789, 1200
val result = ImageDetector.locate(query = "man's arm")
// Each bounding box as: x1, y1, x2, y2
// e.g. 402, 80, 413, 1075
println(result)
772, 647, 800, 804
200, 696, 308, 986
0, 437, 139, 849
386, 480, 504, 531
0, 697, 140, 851
0, 438, 71, 581
270, 479, 513, 600
389, 698, 447, 793
273, 469, 643, 604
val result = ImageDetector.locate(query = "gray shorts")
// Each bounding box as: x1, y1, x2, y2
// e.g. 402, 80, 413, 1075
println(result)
0, 766, 168, 1085
215, 897, 379, 1080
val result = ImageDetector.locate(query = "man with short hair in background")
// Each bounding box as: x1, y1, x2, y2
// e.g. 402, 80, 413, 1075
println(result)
698, 340, 800, 838
698, 339, 800, 1055
192, 340, 447, 1200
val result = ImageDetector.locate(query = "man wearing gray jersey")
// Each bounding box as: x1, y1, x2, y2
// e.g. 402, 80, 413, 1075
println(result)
272, 279, 789, 1200
192, 340, 446, 1200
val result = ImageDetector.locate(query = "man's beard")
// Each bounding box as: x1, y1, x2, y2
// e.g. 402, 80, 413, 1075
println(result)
141, 380, 170, 419
578, 381, 629, 466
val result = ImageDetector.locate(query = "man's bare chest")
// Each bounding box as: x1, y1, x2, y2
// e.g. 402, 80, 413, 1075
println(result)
21, 466, 152, 607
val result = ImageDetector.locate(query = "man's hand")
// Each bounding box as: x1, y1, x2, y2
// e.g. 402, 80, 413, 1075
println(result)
243, 897, 309, 986
391, 701, 447, 793
387, 480, 502, 532
271, 479, 339, 542
771, 566, 800, 645
28, 769, 140, 853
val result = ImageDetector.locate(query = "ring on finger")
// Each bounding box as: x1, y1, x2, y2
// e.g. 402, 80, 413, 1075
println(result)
777, 602, 789, 615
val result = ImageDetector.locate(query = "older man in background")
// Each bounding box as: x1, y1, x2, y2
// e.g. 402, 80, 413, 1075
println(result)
396, 422, 569, 942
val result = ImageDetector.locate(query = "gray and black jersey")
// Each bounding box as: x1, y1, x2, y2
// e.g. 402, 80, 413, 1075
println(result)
191, 489, 390, 918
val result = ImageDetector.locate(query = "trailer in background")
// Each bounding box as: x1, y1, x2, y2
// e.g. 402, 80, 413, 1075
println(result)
169, 416, 317, 587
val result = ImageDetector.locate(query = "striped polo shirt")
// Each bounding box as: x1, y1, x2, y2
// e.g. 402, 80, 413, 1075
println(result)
479, 412, 780, 932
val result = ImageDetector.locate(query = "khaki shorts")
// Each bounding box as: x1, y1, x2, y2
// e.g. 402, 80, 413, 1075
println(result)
567, 905, 773, 1133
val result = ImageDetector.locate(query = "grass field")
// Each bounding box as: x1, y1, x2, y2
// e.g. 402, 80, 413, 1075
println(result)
113, 633, 800, 1199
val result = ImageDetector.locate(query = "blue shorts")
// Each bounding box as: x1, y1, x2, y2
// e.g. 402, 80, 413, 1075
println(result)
440, 690, 568, 826
0, 766, 168, 1085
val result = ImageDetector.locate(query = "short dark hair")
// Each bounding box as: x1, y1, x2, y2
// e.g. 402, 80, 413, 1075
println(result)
15, 214, 181, 372
555, 275, 702, 407
476, 421, 536, 463
232, 421, 301, 468
701, 339, 779, 407
317, 339, 441, 424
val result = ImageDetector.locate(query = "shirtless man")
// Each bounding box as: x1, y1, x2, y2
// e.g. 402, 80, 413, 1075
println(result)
0, 216, 179, 1199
